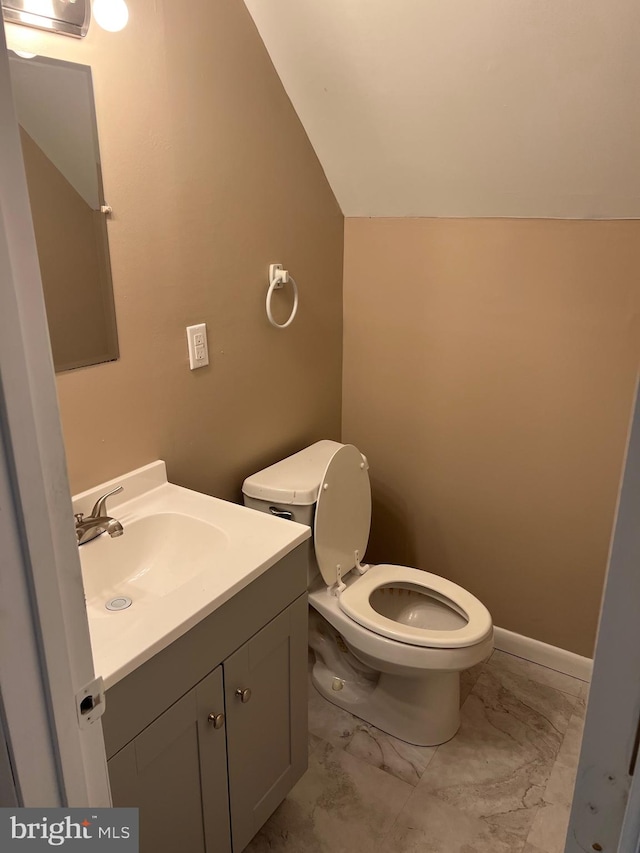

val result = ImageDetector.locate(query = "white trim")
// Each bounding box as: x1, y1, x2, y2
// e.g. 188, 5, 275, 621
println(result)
619, 759, 640, 853
0, 433, 60, 805
567, 380, 640, 853
0, 22, 110, 806
493, 627, 593, 683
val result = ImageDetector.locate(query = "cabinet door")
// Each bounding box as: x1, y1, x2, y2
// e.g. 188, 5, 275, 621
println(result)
224, 594, 308, 852
196, 666, 232, 853
108, 666, 231, 853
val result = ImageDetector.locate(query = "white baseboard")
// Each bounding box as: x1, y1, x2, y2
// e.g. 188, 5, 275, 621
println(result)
494, 627, 593, 683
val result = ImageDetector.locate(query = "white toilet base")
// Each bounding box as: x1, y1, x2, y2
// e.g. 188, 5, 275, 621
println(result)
309, 613, 461, 746
311, 659, 460, 746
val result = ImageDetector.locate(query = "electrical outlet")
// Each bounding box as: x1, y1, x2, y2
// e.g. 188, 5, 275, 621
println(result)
186, 323, 209, 369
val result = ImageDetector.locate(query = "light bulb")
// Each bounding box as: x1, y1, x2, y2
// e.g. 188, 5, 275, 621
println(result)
92, 0, 129, 32
13, 50, 37, 59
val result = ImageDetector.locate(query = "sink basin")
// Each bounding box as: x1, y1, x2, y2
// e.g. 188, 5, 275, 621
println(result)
80, 512, 229, 604
72, 461, 310, 688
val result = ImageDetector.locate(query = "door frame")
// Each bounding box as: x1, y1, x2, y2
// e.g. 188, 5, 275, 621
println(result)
566, 380, 640, 853
0, 19, 110, 807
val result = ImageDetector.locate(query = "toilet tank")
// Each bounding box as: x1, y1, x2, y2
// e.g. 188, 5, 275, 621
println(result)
242, 440, 345, 584
242, 440, 344, 525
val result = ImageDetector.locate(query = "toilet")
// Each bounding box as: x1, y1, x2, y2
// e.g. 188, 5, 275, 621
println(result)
242, 440, 493, 746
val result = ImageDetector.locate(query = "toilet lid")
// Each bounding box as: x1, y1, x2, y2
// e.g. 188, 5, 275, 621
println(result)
314, 444, 371, 587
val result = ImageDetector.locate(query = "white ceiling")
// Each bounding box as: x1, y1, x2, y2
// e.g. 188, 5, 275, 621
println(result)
243, 0, 640, 218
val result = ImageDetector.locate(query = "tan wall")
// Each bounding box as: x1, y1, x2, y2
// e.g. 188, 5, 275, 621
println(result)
11, 0, 343, 500
343, 218, 640, 657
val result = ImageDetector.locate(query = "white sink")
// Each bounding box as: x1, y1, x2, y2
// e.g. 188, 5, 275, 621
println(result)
73, 461, 310, 688
81, 512, 230, 604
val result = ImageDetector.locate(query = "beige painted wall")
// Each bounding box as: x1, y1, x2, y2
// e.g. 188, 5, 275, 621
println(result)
8, 0, 343, 501
343, 218, 640, 657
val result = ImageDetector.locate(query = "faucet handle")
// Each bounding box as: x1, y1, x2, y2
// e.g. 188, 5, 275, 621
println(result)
90, 485, 123, 519
74, 512, 84, 525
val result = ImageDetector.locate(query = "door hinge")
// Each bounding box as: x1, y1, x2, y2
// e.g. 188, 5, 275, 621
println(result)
75, 676, 105, 730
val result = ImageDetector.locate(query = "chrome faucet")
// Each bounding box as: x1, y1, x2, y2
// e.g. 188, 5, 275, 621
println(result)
75, 486, 125, 545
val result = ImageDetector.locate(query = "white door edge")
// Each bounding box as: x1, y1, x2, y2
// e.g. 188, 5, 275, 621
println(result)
566, 378, 640, 853
0, 23, 110, 807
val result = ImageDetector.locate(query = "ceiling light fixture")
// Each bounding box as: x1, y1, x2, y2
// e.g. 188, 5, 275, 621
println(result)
2, 0, 90, 37
92, 0, 128, 32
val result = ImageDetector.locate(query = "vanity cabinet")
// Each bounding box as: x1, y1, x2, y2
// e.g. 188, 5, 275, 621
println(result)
103, 544, 308, 853
108, 666, 230, 853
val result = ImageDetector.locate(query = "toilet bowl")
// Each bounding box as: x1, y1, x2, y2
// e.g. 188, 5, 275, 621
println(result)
243, 440, 493, 746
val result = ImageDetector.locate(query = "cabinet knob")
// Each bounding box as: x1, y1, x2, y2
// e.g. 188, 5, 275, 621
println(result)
235, 687, 252, 703
208, 712, 225, 729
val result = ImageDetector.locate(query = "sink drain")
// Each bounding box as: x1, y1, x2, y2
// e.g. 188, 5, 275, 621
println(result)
106, 596, 132, 611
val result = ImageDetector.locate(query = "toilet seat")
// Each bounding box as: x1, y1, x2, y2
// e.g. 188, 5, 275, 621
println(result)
338, 564, 493, 649
313, 444, 492, 650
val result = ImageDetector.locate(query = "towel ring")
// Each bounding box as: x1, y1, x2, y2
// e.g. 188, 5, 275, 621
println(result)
266, 267, 299, 329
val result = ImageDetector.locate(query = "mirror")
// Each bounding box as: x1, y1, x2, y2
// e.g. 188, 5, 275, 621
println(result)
9, 53, 119, 372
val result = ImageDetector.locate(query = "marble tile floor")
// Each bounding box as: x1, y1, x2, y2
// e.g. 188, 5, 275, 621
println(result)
245, 649, 588, 853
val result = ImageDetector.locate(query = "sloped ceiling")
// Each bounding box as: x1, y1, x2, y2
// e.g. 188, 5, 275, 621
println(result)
243, 0, 640, 218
